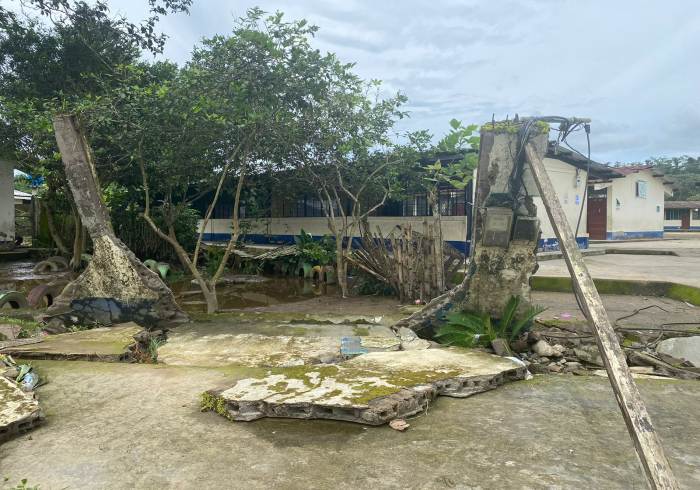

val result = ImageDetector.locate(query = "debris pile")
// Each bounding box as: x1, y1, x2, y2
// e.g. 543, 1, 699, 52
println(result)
1, 354, 43, 442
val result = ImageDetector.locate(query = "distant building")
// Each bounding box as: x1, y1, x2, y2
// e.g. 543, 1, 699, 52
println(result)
582, 162, 673, 240
664, 201, 700, 231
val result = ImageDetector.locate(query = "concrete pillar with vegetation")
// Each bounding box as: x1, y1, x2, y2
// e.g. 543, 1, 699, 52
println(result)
47, 114, 187, 327
462, 120, 548, 318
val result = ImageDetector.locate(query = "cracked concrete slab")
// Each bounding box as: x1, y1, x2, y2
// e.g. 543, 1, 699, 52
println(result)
0, 376, 42, 443
158, 329, 402, 368
0, 324, 141, 361
158, 332, 342, 367
203, 348, 526, 425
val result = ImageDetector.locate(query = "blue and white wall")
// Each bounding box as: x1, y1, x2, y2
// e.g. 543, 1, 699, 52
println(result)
664, 208, 700, 231
200, 215, 471, 254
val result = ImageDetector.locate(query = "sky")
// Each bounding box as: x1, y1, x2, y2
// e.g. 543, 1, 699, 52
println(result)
105, 1, 700, 163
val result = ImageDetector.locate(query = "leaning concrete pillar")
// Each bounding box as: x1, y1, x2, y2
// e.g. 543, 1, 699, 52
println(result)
462, 121, 548, 317
47, 114, 186, 328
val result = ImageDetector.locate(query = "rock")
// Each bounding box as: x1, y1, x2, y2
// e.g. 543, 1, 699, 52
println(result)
656, 336, 700, 367
528, 331, 542, 344
574, 345, 604, 367
400, 338, 431, 351
397, 327, 418, 341
0, 324, 21, 340
0, 324, 142, 361
547, 363, 563, 373
389, 419, 410, 431
491, 338, 512, 357
532, 340, 556, 357
552, 344, 566, 357
563, 361, 583, 373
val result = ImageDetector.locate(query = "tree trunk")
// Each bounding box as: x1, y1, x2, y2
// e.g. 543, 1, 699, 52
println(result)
42, 201, 69, 255
69, 206, 83, 270
48, 114, 187, 327
336, 236, 348, 298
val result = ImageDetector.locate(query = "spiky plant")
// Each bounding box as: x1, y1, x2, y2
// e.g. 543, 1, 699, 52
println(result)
435, 296, 545, 348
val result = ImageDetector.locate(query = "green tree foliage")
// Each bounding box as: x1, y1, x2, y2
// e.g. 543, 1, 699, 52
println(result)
646, 156, 700, 201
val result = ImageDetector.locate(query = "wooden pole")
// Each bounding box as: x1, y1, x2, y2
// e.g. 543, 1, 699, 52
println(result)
525, 143, 678, 490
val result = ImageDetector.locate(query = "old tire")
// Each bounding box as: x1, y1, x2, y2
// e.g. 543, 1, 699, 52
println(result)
156, 263, 170, 280
0, 290, 29, 309
143, 259, 158, 272
27, 283, 65, 308
32, 260, 58, 273
46, 256, 69, 270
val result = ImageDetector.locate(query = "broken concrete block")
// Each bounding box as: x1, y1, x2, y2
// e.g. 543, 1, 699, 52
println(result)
656, 336, 700, 367
0, 323, 141, 361
0, 376, 42, 442
202, 349, 527, 425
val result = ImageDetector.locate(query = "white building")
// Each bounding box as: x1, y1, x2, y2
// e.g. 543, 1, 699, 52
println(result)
664, 201, 700, 231
199, 147, 673, 253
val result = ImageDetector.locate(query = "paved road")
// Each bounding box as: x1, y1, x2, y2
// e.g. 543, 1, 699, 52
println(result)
538, 234, 700, 288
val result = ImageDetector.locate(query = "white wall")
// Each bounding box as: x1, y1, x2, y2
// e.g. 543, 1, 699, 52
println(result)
532, 157, 588, 241
200, 215, 468, 243
0, 160, 14, 243
608, 169, 665, 237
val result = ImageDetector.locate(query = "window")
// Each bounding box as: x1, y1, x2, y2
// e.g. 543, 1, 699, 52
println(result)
282, 198, 305, 217
439, 190, 467, 216
665, 209, 682, 220
403, 195, 430, 216
305, 196, 326, 217
635, 180, 648, 199
693, 209, 700, 220
281, 196, 338, 218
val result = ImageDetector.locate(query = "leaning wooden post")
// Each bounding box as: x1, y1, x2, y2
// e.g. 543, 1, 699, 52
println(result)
525, 143, 678, 490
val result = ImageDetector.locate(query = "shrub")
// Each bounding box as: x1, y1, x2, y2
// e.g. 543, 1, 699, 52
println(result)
436, 296, 544, 348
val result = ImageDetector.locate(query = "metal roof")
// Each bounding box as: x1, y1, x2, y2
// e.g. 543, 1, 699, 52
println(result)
664, 201, 700, 209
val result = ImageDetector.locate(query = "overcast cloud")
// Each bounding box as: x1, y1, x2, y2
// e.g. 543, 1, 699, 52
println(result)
109, 0, 700, 163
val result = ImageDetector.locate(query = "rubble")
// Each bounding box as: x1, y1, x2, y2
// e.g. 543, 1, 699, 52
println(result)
0, 375, 42, 443
656, 336, 700, 366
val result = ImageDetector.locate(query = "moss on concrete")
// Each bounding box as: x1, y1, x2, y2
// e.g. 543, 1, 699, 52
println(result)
531, 276, 700, 306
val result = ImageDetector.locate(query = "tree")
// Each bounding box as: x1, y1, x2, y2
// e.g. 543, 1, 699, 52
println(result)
421, 120, 479, 290
87, 9, 351, 312
290, 72, 408, 297
646, 156, 700, 201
